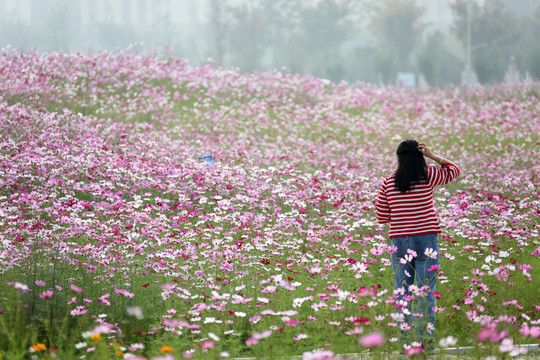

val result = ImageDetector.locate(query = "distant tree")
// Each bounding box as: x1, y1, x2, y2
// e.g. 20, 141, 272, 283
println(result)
224, 1, 273, 72
219, 0, 355, 80
208, 0, 228, 66
345, 45, 377, 83
374, 43, 399, 84
517, 6, 540, 79
416, 31, 463, 87
144, 13, 182, 52
261, 0, 303, 73
371, 0, 425, 83
39, 0, 72, 51
451, 0, 521, 83
97, 22, 138, 50
0, 18, 32, 49
296, 0, 354, 81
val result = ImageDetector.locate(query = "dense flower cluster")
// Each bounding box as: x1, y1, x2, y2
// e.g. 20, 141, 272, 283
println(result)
0, 48, 538, 358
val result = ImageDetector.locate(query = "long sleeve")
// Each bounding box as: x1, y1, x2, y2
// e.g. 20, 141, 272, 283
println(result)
428, 163, 460, 187
375, 181, 391, 224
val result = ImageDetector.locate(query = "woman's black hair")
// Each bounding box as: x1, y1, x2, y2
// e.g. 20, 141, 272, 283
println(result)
394, 139, 428, 193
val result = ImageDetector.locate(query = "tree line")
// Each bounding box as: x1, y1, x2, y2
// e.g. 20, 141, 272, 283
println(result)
1, 0, 539, 86
209, 0, 540, 86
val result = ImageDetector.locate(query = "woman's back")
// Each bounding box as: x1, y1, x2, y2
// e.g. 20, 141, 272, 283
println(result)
376, 162, 459, 238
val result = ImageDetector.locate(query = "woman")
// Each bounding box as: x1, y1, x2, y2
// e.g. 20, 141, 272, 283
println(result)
375, 139, 459, 347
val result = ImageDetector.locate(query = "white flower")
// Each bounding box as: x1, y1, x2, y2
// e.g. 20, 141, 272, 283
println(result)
337, 290, 350, 301
390, 312, 405, 322
127, 306, 144, 320
352, 262, 368, 273
75, 342, 87, 349
485, 255, 502, 264
302, 350, 334, 360
14, 282, 30, 292
499, 338, 514, 353
208, 332, 220, 341
424, 248, 438, 259
439, 336, 457, 348
129, 343, 145, 351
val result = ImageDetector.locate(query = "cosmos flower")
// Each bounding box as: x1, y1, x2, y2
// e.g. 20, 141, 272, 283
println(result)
359, 332, 385, 348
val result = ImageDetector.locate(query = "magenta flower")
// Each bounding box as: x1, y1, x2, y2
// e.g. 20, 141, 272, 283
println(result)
284, 318, 298, 327
428, 264, 440, 272
403, 344, 423, 355
326, 284, 339, 291
39, 289, 53, 299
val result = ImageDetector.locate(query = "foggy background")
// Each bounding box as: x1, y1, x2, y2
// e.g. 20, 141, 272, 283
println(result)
1, 0, 539, 86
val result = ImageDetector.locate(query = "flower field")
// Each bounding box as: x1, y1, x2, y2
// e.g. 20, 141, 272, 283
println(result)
0, 49, 539, 359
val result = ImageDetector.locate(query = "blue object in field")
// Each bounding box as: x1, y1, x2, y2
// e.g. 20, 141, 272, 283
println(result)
198, 155, 213, 165
396, 72, 416, 88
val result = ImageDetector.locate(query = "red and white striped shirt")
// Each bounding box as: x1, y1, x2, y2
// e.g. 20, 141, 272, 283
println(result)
375, 163, 460, 238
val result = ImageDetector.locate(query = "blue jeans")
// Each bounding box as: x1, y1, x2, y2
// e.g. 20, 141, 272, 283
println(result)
391, 233, 439, 345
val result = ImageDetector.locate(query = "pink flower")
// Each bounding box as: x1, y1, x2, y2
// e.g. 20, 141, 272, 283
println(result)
428, 264, 440, 272
253, 330, 272, 340
39, 289, 53, 299
181, 351, 194, 359
70, 305, 87, 316
403, 344, 423, 355
199, 341, 215, 350
284, 318, 298, 327
245, 337, 258, 346
326, 284, 339, 291
249, 315, 261, 323
152, 356, 175, 360
293, 334, 308, 341
97, 293, 111, 306
70, 284, 83, 293
477, 325, 507, 342
14, 282, 30, 293
35, 280, 46, 286
261, 285, 277, 293
67, 296, 77, 305
359, 332, 385, 348
302, 350, 335, 360
345, 327, 364, 335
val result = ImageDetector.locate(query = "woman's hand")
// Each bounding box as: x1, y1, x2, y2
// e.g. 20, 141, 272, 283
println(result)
418, 142, 459, 169
417, 143, 435, 159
